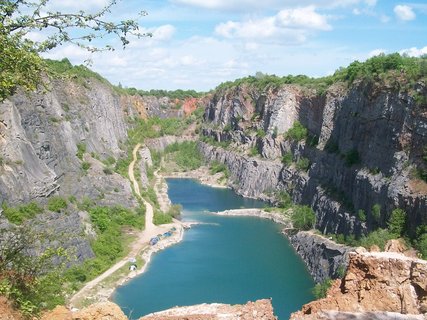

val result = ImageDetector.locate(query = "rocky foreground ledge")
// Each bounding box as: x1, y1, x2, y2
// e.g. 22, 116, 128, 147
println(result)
290, 249, 427, 320
38, 299, 277, 320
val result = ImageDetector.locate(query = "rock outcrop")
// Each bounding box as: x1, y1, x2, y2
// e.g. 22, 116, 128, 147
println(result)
290, 251, 427, 319
201, 81, 427, 237
140, 299, 277, 320
38, 300, 277, 320
286, 231, 353, 283
41, 302, 128, 320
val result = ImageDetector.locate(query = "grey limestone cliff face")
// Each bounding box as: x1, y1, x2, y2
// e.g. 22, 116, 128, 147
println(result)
287, 231, 353, 283
0, 77, 143, 265
0, 78, 135, 207
201, 81, 427, 237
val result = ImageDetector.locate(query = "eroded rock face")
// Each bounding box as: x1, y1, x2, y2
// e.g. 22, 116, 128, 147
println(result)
139, 299, 277, 320
41, 302, 127, 320
286, 231, 353, 283
200, 82, 427, 237
290, 251, 427, 319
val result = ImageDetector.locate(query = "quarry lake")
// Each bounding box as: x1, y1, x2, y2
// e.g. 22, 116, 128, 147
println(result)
113, 178, 315, 319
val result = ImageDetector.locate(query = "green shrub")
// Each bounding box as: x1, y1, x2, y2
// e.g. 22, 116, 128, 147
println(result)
344, 149, 360, 166
277, 191, 292, 209
282, 152, 293, 166
388, 208, 406, 237
306, 134, 319, 147
359, 228, 395, 250
164, 141, 203, 171
167, 204, 182, 218
312, 278, 332, 299
292, 205, 315, 230
103, 166, 114, 175
249, 147, 259, 156
81, 161, 91, 171
296, 157, 310, 171
285, 121, 308, 142
76, 142, 86, 160
256, 128, 266, 138
416, 230, 427, 259
357, 209, 366, 222
47, 197, 68, 213
153, 211, 173, 225
371, 204, 381, 224
1, 202, 43, 224
209, 161, 229, 178
336, 265, 346, 278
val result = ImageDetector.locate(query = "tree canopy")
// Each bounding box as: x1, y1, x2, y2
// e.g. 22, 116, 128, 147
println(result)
0, 0, 149, 100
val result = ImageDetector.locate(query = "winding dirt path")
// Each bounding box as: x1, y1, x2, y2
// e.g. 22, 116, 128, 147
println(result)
69, 144, 177, 308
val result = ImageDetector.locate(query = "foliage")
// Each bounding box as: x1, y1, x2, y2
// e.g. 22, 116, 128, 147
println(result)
47, 196, 68, 213
200, 135, 231, 148
292, 205, 315, 230
256, 129, 267, 138
387, 208, 406, 237
0, 224, 66, 315
1, 202, 43, 224
284, 121, 308, 142
127, 116, 189, 146
153, 211, 173, 225
359, 228, 395, 250
336, 265, 346, 278
312, 278, 332, 299
0, 0, 148, 101
209, 161, 229, 178
0, 26, 44, 100
164, 141, 203, 171
66, 204, 145, 285
121, 88, 204, 99
81, 161, 91, 171
371, 204, 381, 224
357, 209, 366, 222
344, 149, 360, 167
415, 232, 427, 260
76, 142, 86, 161
45, 58, 111, 86
282, 152, 293, 166
249, 146, 259, 156
296, 157, 311, 172
167, 204, 182, 219
277, 191, 292, 209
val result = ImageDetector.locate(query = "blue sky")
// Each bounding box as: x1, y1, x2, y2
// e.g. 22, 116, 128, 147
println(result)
42, 0, 427, 91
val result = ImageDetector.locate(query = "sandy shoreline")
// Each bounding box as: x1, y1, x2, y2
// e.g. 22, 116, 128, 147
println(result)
212, 208, 292, 227
162, 166, 229, 189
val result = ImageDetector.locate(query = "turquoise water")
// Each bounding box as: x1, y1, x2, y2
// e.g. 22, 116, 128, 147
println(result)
113, 179, 314, 319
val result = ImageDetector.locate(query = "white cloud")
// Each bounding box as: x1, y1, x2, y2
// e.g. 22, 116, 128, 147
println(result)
171, 0, 370, 11
215, 7, 330, 42
394, 5, 416, 21
48, 0, 109, 11
149, 25, 176, 41
276, 6, 331, 30
368, 48, 386, 57
399, 46, 427, 57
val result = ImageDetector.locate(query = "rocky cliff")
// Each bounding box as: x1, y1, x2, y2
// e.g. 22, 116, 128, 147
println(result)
200, 81, 427, 237
37, 299, 277, 320
286, 231, 353, 283
290, 249, 427, 319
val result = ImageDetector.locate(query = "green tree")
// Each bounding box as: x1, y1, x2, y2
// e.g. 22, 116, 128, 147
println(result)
292, 205, 315, 230
0, 0, 150, 100
387, 208, 406, 237
371, 204, 381, 224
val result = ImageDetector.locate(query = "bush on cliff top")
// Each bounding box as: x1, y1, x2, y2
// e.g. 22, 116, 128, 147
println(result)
214, 53, 427, 94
